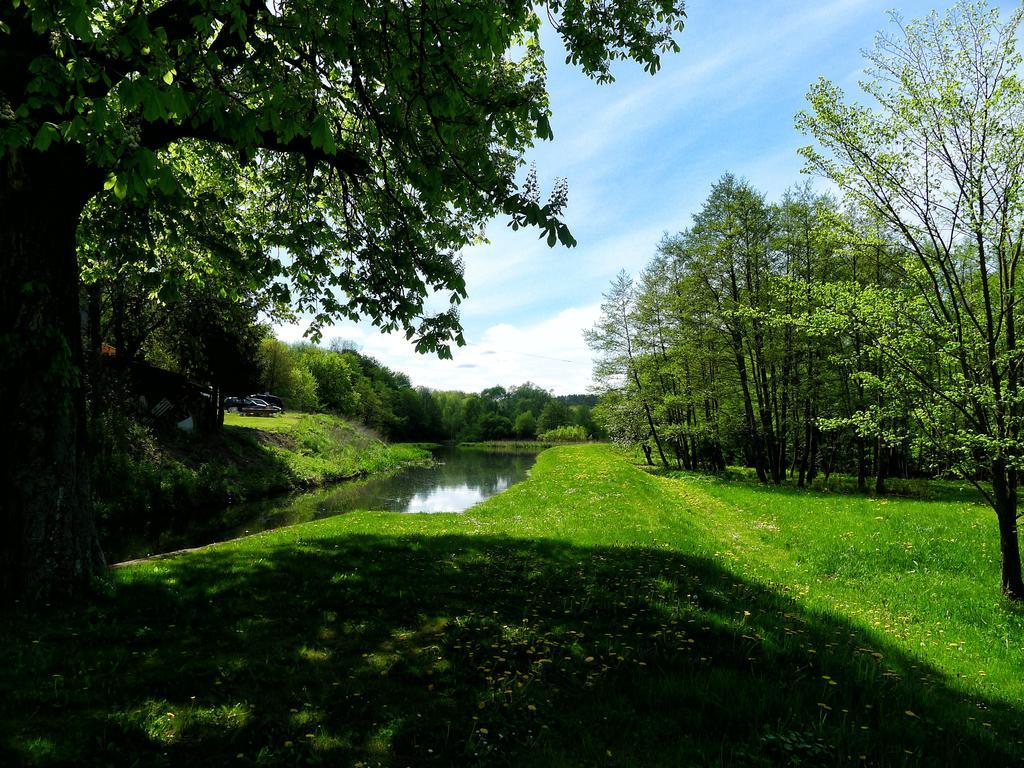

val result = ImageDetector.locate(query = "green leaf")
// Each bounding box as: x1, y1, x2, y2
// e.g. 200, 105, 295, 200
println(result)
32, 123, 60, 151
536, 115, 553, 140
310, 114, 336, 154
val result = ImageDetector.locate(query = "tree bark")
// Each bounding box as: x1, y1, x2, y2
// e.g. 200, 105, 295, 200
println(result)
641, 399, 670, 470
0, 147, 105, 601
641, 443, 653, 467
856, 435, 868, 491
874, 441, 888, 496
729, 330, 767, 482
992, 460, 1024, 600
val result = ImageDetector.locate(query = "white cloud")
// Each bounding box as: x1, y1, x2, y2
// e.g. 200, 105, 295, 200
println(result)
275, 304, 601, 395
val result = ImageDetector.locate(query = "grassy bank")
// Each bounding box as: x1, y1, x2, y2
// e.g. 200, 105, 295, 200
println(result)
94, 411, 429, 560
218, 412, 429, 489
5, 445, 1023, 765
458, 439, 554, 452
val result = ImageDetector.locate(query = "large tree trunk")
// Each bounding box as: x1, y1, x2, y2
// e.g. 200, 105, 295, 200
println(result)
0, 148, 104, 600
640, 443, 653, 467
992, 460, 1024, 600
641, 399, 670, 470
805, 422, 819, 484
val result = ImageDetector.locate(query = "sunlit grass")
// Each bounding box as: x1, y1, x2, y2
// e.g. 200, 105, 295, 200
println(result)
656, 467, 1023, 706
3, 445, 1023, 765
223, 411, 305, 432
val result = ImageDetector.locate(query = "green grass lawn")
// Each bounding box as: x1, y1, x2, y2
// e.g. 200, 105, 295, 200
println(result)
223, 411, 306, 432
5, 445, 1023, 766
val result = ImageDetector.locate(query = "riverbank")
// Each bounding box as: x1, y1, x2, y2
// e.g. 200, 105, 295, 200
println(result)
457, 439, 554, 452
5, 445, 1021, 765
94, 411, 430, 560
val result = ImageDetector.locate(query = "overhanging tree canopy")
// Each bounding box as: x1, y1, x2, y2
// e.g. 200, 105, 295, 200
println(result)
0, 0, 686, 598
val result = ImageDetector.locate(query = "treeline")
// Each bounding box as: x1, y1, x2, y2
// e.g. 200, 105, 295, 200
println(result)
79, 219, 599, 445
257, 337, 601, 442
589, 176, 936, 490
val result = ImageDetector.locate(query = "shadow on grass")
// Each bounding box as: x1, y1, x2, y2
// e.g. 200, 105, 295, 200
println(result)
2, 534, 1020, 766
99, 426, 313, 563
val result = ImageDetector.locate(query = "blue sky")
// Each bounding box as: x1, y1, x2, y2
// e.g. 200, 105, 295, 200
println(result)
277, 0, 1019, 394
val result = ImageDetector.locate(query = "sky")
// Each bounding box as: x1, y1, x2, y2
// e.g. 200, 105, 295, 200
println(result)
276, 0, 1020, 395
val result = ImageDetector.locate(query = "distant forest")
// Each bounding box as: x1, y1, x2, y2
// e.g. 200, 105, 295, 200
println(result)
257, 337, 601, 443
81, 248, 599, 444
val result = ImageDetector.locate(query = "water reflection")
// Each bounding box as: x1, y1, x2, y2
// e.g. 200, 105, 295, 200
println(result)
320, 447, 530, 514
111, 447, 539, 561
217, 446, 537, 539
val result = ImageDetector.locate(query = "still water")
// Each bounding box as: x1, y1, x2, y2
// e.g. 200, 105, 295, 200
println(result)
114, 446, 539, 561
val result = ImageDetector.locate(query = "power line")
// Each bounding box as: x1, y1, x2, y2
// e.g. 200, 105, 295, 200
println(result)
478, 349, 578, 364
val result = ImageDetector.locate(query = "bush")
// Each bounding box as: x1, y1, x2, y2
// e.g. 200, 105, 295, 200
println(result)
514, 411, 537, 439
537, 424, 589, 442
479, 413, 514, 440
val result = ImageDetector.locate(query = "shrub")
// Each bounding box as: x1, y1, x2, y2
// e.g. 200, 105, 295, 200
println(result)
537, 424, 588, 442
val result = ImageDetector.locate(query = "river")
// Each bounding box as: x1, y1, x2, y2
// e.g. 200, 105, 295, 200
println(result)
112, 445, 540, 562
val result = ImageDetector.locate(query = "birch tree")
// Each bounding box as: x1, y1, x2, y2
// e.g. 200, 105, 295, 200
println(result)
799, 0, 1024, 598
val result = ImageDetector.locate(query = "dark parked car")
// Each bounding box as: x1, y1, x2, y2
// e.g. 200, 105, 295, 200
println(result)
249, 393, 284, 410
237, 397, 282, 417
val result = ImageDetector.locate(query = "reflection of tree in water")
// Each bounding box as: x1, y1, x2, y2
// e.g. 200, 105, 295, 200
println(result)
245, 448, 538, 531
426, 449, 535, 498
316, 448, 537, 514
111, 450, 541, 559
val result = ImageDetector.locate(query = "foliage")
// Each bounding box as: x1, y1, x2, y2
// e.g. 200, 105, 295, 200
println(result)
514, 410, 537, 439
3, 446, 1021, 765
537, 399, 572, 433
91, 407, 429, 561
258, 339, 320, 411
255, 339, 597, 443
586, 0, 1024, 599
537, 424, 589, 442
3, 0, 686, 351
798, 0, 1024, 597
296, 346, 361, 416
0, 0, 685, 597
77, 143, 290, 364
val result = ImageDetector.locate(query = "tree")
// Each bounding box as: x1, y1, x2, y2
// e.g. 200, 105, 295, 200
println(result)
287, 363, 320, 413
514, 411, 537, 440
587, 271, 671, 468
594, 390, 656, 464
78, 144, 289, 364
300, 348, 361, 416
0, 0, 686, 597
479, 413, 514, 441
258, 339, 320, 411
506, 383, 552, 420
151, 280, 267, 426
259, 339, 294, 398
537, 399, 572, 434
654, 177, 781, 478
799, 1, 1024, 599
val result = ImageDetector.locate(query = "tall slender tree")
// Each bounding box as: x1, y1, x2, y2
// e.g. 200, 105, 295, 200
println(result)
799, 0, 1024, 599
